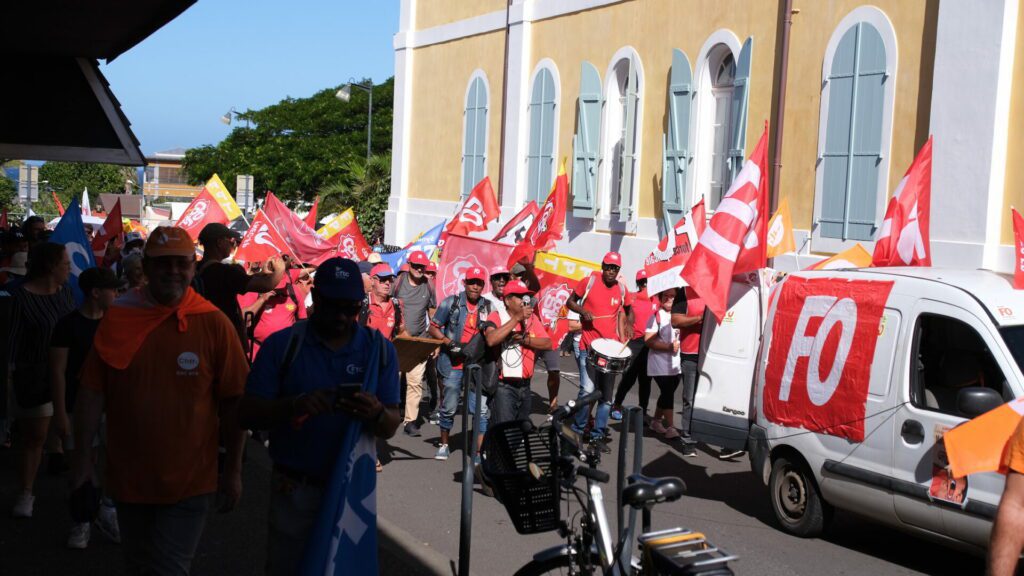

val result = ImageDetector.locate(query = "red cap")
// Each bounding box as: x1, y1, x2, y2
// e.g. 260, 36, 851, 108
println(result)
408, 251, 430, 266
503, 279, 534, 297
603, 252, 622, 266
635, 269, 647, 281
489, 265, 509, 277
464, 267, 486, 282
426, 262, 438, 273
371, 263, 396, 278
399, 263, 410, 272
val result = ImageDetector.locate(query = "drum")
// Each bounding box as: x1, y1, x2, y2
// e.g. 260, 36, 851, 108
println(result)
587, 338, 632, 374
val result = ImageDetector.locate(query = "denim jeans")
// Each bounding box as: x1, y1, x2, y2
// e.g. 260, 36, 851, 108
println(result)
117, 493, 214, 576
573, 344, 611, 437
438, 368, 488, 436
490, 380, 531, 425
266, 471, 323, 576
680, 355, 699, 441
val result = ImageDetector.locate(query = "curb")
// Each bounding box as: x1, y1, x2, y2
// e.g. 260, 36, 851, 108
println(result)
378, 515, 458, 576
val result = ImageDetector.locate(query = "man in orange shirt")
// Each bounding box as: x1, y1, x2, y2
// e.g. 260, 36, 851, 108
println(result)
70, 226, 249, 575
361, 264, 406, 341
989, 418, 1024, 575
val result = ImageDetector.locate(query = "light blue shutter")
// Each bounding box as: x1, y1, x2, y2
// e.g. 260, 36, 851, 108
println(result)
462, 77, 488, 198
821, 23, 886, 241
728, 37, 753, 184
526, 69, 557, 204
663, 48, 693, 216
616, 60, 638, 222
572, 62, 602, 218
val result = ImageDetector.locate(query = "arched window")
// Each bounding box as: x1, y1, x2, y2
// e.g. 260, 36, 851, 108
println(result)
462, 73, 489, 198
814, 8, 897, 250
526, 65, 559, 204
600, 50, 642, 223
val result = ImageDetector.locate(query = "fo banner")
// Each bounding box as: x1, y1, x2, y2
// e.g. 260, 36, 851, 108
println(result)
436, 234, 514, 302
533, 251, 600, 349
762, 277, 894, 442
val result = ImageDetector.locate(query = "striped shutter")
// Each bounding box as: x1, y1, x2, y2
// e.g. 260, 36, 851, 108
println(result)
572, 62, 602, 218
526, 68, 557, 204
727, 37, 753, 185
462, 77, 488, 198
820, 23, 886, 241
616, 59, 639, 222
663, 48, 693, 215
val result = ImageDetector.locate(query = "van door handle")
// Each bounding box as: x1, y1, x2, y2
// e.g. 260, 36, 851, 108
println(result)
901, 420, 924, 445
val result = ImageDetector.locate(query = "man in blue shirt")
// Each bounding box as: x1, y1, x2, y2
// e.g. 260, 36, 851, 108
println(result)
239, 257, 401, 576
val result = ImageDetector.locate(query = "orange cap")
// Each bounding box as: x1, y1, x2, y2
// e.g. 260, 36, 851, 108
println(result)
145, 226, 197, 258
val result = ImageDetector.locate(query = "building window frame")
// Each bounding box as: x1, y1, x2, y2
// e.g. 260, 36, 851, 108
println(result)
525, 59, 561, 205
690, 30, 742, 214
461, 70, 490, 199
596, 46, 644, 233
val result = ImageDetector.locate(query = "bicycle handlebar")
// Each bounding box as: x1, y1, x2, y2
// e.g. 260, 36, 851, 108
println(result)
550, 391, 603, 425
578, 466, 610, 483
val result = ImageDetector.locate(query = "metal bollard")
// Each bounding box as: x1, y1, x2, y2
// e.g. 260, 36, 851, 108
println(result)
458, 364, 483, 576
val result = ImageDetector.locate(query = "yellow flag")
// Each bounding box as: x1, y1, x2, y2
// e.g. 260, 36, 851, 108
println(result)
766, 197, 796, 258
317, 208, 356, 240
205, 174, 242, 220
533, 250, 600, 282
806, 243, 873, 270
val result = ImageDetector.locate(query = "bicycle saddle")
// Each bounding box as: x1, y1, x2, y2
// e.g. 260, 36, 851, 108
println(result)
622, 474, 687, 508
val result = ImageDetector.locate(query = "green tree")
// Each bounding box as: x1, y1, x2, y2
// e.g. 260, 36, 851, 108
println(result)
0, 173, 15, 212
36, 161, 126, 214
183, 77, 393, 205
319, 153, 392, 243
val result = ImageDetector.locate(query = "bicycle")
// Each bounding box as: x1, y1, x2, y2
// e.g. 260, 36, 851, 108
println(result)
481, 392, 736, 576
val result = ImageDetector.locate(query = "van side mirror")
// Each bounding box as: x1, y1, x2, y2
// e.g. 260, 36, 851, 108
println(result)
956, 387, 1004, 418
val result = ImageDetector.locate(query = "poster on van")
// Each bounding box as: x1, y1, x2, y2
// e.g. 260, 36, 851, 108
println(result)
762, 277, 894, 442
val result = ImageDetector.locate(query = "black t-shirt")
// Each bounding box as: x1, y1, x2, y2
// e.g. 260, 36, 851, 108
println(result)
670, 292, 688, 316
50, 310, 101, 412
194, 260, 250, 341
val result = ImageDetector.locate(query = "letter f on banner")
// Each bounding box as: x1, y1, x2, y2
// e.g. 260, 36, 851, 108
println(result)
872, 137, 932, 267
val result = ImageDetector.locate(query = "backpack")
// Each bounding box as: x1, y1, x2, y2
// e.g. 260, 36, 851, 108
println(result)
358, 295, 404, 339
578, 273, 628, 308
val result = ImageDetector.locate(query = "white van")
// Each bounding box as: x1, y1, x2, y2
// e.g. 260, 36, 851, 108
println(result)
690, 267, 1023, 551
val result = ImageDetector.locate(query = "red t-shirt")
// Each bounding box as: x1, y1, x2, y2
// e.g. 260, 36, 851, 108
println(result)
630, 289, 656, 340
485, 311, 550, 380
573, 273, 633, 350
238, 287, 308, 357
452, 300, 480, 369
365, 293, 403, 340
680, 287, 705, 355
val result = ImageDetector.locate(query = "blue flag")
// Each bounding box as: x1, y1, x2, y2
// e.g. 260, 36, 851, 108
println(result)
301, 330, 383, 575
49, 199, 96, 304
381, 220, 445, 271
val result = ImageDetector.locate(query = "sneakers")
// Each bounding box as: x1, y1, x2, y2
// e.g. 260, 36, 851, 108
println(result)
427, 411, 441, 425
610, 407, 623, 421
435, 444, 450, 460
680, 443, 698, 458
403, 422, 422, 437
649, 419, 667, 435
67, 522, 91, 549
95, 503, 121, 544
11, 493, 34, 518
719, 449, 747, 461
663, 426, 681, 440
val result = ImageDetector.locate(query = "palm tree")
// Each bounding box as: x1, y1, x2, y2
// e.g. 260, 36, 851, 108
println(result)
319, 153, 391, 243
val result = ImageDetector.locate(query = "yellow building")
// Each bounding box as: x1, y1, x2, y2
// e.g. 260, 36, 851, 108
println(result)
142, 148, 205, 200
387, 0, 1023, 276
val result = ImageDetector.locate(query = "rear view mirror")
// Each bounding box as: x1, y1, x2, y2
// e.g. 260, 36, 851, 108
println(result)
956, 387, 1003, 418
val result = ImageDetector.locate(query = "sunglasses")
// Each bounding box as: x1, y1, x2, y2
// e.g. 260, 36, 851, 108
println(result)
491, 274, 511, 282
320, 299, 363, 317
410, 264, 426, 271
465, 279, 485, 287
375, 276, 395, 283
602, 264, 621, 271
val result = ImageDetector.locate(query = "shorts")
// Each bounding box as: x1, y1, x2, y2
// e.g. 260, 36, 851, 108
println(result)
6, 369, 53, 419
537, 349, 561, 373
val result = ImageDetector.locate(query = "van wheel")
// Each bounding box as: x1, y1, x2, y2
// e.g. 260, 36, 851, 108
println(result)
769, 456, 829, 537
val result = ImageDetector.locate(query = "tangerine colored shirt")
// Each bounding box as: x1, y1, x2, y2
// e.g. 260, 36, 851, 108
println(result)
366, 293, 404, 341
238, 288, 308, 357
573, 274, 633, 350
81, 306, 249, 504
1006, 418, 1024, 474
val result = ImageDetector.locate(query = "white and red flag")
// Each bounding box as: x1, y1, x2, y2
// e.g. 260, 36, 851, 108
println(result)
533, 251, 600, 349
645, 199, 706, 296
331, 214, 374, 261
303, 196, 319, 229
507, 162, 568, 268
91, 199, 123, 257
263, 192, 335, 264
437, 233, 515, 302
446, 177, 500, 237
176, 188, 228, 241
872, 136, 932, 267
1014, 207, 1024, 290
493, 201, 539, 244
234, 210, 298, 265
681, 122, 770, 321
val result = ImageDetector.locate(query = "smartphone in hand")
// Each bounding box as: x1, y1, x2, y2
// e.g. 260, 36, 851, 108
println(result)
333, 383, 362, 410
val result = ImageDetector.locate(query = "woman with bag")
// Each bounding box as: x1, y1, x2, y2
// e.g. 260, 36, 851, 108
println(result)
645, 288, 696, 457
9, 241, 75, 517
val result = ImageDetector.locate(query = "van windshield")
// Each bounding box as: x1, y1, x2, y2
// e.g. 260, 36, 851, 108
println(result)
999, 326, 1024, 376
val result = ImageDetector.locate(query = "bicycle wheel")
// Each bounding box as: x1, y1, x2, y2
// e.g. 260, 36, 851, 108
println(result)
513, 551, 602, 576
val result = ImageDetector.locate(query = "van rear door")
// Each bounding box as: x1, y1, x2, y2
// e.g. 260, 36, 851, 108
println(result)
691, 277, 766, 450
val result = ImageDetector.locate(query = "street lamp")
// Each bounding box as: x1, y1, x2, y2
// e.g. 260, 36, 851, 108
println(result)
220, 107, 251, 128
336, 78, 373, 161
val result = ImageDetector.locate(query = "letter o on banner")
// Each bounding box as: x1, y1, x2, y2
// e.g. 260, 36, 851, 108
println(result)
806, 297, 857, 406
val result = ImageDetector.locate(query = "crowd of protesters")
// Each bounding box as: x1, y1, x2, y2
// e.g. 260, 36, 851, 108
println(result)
1, 214, 723, 575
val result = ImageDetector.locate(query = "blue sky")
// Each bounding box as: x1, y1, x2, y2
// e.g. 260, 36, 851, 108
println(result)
101, 1, 399, 156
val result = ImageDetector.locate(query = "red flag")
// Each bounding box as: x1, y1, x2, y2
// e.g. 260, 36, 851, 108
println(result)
91, 199, 123, 256
507, 163, 568, 268
235, 210, 298, 265
872, 136, 932, 267
262, 192, 335, 264
493, 201, 539, 243
533, 252, 601, 350
303, 196, 319, 229
681, 123, 770, 321
331, 216, 373, 261
1013, 208, 1024, 290
176, 188, 228, 241
644, 199, 707, 296
446, 177, 500, 237
52, 191, 66, 216
437, 234, 515, 302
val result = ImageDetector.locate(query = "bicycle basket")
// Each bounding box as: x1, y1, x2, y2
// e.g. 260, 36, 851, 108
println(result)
481, 420, 561, 534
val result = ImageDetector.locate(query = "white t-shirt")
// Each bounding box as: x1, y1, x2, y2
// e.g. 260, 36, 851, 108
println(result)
646, 309, 680, 376
485, 293, 507, 315
567, 309, 581, 344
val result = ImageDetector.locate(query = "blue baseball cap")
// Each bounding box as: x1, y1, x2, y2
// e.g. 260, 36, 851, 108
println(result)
313, 257, 365, 301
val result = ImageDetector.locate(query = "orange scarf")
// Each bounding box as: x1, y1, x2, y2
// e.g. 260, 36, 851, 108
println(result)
94, 287, 219, 369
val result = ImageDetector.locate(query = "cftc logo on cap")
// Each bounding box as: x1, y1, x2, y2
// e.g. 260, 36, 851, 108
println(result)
335, 267, 350, 280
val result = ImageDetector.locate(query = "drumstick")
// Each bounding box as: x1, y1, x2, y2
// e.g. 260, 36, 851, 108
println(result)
618, 340, 630, 355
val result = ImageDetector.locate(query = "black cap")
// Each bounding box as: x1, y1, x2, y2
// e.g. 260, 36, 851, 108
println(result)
79, 266, 125, 294
313, 258, 365, 301
198, 222, 242, 245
